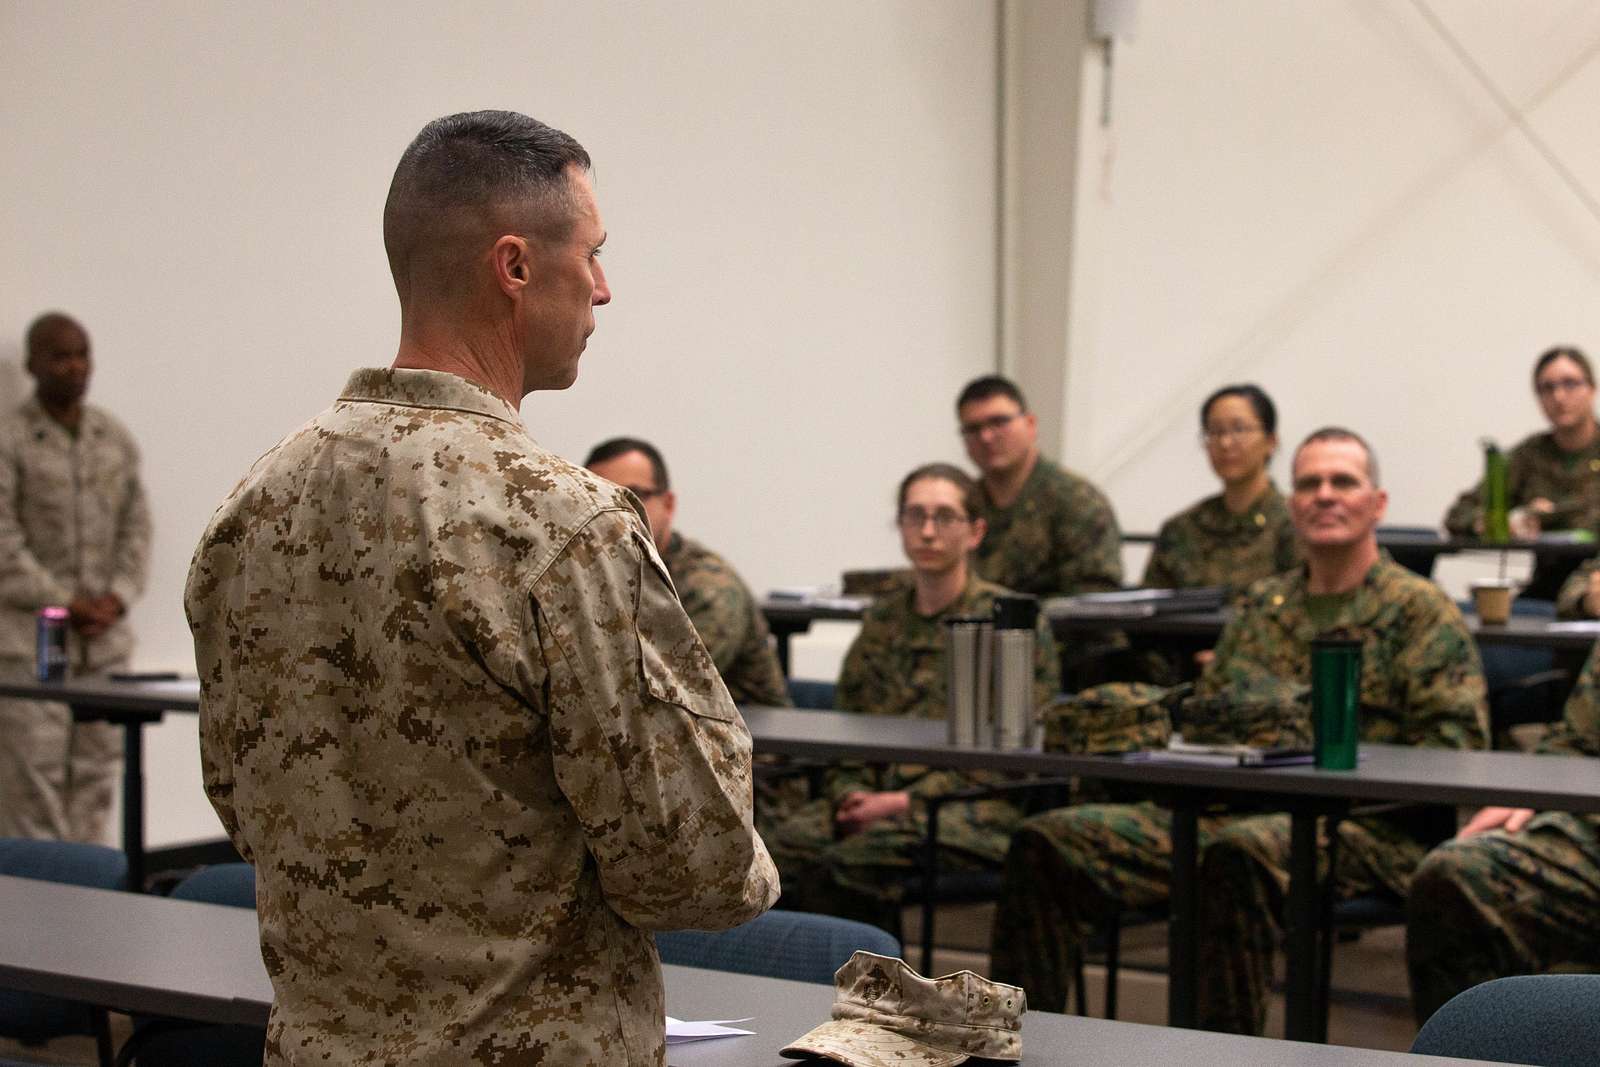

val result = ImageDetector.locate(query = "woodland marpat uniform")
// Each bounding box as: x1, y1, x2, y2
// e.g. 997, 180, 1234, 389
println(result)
767, 575, 1058, 929
1407, 638, 1600, 1023
973, 458, 1122, 596
660, 531, 788, 706
186, 369, 777, 1066
1141, 484, 1298, 592
0, 398, 149, 840
1444, 430, 1600, 536
990, 556, 1487, 1029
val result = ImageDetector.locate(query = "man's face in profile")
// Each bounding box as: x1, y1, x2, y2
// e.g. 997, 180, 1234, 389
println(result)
27, 320, 92, 408
517, 167, 611, 392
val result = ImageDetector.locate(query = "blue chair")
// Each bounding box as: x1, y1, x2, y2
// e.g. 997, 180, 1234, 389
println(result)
1410, 974, 1600, 1065
0, 839, 126, 1066
116, 864, 264, 1067
786, 679, 837, 710
656, 909, 900, 984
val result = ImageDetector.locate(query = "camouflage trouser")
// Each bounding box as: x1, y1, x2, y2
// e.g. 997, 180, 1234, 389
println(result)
766, 794, 1023, 936
1195, 811, 1423, 1034
988, 801, 1422, 1028
989, 802, 1227, 1013
1406, 813, 1600, 1025
0, 657, 121, 842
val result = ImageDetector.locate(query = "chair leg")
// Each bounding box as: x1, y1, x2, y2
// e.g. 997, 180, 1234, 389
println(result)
1315, 816, 1343, 1044
920, 802, 943, 975
1104, 909, 1122, 1020
1073, 950, 1089, 1017
93, 1007, 115, 1067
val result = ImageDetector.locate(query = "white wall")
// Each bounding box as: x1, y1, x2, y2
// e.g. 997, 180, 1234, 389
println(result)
1063, 1, 1600, 553
0, 1, 999, 842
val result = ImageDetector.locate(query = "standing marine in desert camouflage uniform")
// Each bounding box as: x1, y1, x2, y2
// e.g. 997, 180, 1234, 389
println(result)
0, 312, 150, 842
1143, 385, 1297, 593
586, 436, 788, 706
957, 376, 1122, 597
187, 112, 776, 1067
767, 463, 1058, 931
990, 429, 1487, 1031
1407, 638, 1600, 1023
1444, 347, 1600, 597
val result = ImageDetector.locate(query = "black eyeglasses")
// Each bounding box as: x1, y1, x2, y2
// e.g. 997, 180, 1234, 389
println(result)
623, 485, 666, 501
897, 507, 971, 531
958, 412, 1023, 439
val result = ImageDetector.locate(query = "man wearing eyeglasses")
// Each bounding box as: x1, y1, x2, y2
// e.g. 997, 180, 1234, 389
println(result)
956, 375, 1122, 597
991, 427, 1487, 1033
585, 437, 788, 708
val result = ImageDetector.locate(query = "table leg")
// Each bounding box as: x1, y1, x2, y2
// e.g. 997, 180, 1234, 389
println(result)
1283, 808, 1319, 1041
1167, 800, 1199, 1028
121, 716, 145, 892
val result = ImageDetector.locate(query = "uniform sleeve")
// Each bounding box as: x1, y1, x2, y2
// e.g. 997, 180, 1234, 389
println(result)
1556, 560, 1599, 620
534, 513, 779, 932
107, 438, 152, 607
1195, 598, 1275, 697
1442, 482, 1481, 537
675, 567, 750, 676
0, 430, 74, 610
1057, 485, 1123, 594
1538, 642, 1600, 757
1141, 520, 1180, 589
1394, 596, 1489, 750
187, 523, 255, 865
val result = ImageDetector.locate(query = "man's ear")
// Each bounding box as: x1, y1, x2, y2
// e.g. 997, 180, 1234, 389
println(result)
492, 235, 531, 295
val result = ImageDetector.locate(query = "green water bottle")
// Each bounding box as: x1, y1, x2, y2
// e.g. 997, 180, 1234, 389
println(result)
1310, 638, 1361, 771
1482, 439, 1510, 544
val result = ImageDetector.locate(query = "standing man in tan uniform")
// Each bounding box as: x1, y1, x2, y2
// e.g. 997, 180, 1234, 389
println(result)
186, 111, 777, 1066
585, 436, 789, 707
0, 312, 150, 841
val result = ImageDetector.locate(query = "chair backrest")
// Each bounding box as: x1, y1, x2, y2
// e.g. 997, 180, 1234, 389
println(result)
0, 838, 126, 1043
656, 909, 900, 985
1410, 974, 1600, 1066
170, 863, 256, 909
787, 679, 837, 710
0, 838, 127, 890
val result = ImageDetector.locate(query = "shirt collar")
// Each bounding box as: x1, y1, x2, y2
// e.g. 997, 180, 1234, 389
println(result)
337, 368, 524, 429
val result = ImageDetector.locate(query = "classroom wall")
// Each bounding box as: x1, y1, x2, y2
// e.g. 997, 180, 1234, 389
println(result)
1061, 1, 1600, 550
0, 2, 1000, 842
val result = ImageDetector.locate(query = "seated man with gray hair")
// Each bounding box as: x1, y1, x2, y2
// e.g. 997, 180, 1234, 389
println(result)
990, 427, 1488, 1035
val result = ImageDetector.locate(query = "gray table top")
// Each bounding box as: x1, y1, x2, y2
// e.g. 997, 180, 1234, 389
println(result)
739, 706, 1600, 812
1, 677, 1595, 814
0, 875, 1495, 1066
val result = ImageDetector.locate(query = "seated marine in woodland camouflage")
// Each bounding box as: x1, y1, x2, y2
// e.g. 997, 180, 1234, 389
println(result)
990, 428, 1487, 1035
766, 464, 1059, 933
586, 436, 789, 707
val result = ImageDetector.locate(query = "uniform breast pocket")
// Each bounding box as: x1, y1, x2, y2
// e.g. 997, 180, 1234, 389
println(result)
633, 532, 736, 722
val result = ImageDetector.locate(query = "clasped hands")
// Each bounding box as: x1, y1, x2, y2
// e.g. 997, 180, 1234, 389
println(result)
67, 593, 124, 639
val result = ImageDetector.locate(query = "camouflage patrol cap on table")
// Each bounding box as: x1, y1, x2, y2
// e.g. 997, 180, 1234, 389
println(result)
1180, 678, 1313, 748
781, 951, 1024, 1066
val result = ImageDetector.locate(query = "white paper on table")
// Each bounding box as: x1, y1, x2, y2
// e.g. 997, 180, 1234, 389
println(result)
665, 1017, 756, 1044
1544, 621, 1600, 633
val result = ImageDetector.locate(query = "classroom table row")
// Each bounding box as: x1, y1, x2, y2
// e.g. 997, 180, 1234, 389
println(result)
3, 676, 1597, 1046
760, 593, 1600, 675
0, 874, 1504, 1066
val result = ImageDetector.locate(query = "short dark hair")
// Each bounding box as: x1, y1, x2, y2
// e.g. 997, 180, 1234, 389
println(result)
25, 312, 84, 357
1294, 426, 1380, 487
383, 110, 591, 300
1201, 383, 1277, 435
584, 437, 670, 491
1533, 346, 1593, 388
897, 462, 982, 517
956, 375, 1028, 413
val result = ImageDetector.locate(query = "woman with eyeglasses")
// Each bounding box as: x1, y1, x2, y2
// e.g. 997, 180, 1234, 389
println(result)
1444, 346, 1600, 546
763, 462, 1058, 931
1142, 384, 1297, 592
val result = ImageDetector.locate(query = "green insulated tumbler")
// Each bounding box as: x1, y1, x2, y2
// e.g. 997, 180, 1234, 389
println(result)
1482, 440, 1510, 544
1310, 638, 1362, 770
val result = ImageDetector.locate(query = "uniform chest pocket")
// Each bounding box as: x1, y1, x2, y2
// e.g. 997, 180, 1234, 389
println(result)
634, 532, 736, 722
